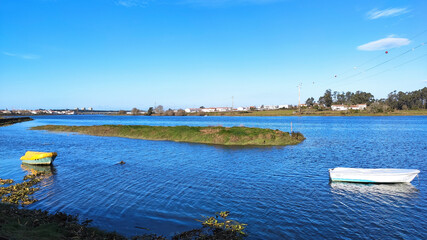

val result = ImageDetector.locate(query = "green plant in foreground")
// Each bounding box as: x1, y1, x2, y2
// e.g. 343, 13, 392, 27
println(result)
171, 211, 247, 239
0, 178, 14, 185
0, 172, 48, 206
0, 203, 130, 240
197, 211, 247, 236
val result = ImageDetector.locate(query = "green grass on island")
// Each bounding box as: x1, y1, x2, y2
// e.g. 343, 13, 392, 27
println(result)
31, 125, 305, 146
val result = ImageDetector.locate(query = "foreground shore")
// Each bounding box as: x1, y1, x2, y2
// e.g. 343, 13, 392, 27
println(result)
0, 203, 245, 240
1, 172, 246, 239
31, 125, 305, 146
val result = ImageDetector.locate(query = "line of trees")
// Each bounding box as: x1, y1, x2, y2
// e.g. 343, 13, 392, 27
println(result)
384, 88, 427, 110
316, 90, 375, 107
308, 87, 427, 111
116, 105, 186, 116
129, 105, 186, 116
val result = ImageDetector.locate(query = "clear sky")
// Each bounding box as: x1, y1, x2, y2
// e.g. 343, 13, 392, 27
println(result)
1, 0, 426, 110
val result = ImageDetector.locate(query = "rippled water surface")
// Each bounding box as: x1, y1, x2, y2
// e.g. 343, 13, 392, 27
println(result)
1, 115, 426, 239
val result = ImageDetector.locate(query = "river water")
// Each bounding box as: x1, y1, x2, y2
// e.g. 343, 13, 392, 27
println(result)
1, 115, 426, 239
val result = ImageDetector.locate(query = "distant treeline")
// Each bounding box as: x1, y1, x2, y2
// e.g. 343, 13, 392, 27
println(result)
309, 87, 427, 112
383, 88, 427, 110
118, 106, 186, 116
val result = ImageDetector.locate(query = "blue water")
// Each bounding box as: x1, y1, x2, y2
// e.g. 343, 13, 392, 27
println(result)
1, 115, 426, 239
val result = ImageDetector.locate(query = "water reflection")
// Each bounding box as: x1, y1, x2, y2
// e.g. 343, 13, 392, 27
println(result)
330, 182, 419, 203
21, 164, 56, 189
1, 115, 425, 239
21, 163, 57, 176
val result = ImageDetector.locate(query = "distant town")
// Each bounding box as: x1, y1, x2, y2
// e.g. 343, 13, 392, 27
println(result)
0, 104, 370, 117
2, 87, 425, 116
1, 105, 296, 116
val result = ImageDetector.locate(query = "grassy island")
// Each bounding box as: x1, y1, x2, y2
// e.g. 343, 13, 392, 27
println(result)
31, 125, 304, 146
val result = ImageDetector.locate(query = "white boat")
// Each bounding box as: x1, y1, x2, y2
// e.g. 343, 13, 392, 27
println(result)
329, 167, 420, 183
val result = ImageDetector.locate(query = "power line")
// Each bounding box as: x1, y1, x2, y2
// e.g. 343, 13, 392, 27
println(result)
408, 28, 427, 40
332, 52, 427, 89
364, 41, 426, 72
323, 52, 384, 84
317, 29, 427, 88
322, 40, 426, 88
297, 83, 302, 108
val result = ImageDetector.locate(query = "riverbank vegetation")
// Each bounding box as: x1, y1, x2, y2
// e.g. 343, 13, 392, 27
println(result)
0, 203, 127, 240
31, 125, 304, 146
1, 172, 247, 239
0, 117, 33, 126
0, 203, 246, 239
0, 170, 54, 206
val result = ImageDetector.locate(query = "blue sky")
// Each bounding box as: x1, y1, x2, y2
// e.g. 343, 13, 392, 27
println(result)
1, 0, 426, 110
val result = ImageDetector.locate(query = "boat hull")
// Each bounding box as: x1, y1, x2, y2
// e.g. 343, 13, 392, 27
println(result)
20, 151, 57, 165
329, 168, 420, 183
21, 156, 55, 165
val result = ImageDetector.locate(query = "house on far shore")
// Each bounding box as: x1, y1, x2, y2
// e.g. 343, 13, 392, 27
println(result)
265, 105, 279, 110
331, 104, 367, 111
278, 105, 290, 109
331, 105, 348, 111
1, 110, 12, 114
237, 106, 250, 111
201, 108, 216, 113
185, 107, 233, 113
215, 107, 232, 112
185, 108, 201, 113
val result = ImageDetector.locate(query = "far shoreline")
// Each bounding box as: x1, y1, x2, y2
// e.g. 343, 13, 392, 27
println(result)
3, 109, 427, 118
183, 109, 427, 117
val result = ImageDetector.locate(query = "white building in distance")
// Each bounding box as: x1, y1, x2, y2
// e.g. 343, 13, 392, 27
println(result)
201, 108, 216, 113
185, 108, 201, 113
185, 107, 233, 113
331, 104, 367, 111
278, 105, 291, 109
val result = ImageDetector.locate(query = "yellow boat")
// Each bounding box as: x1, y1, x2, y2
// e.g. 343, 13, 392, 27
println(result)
20, 151, 57, 165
